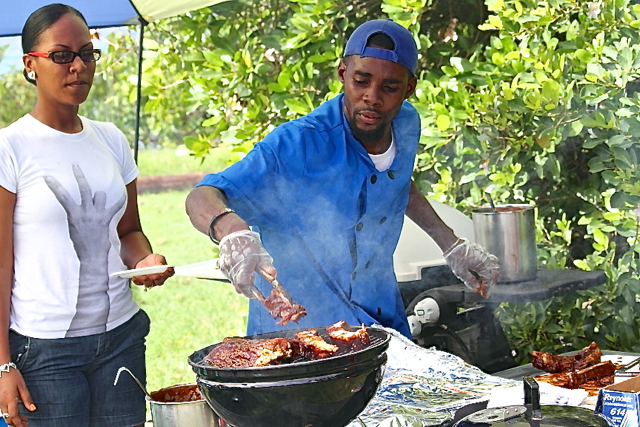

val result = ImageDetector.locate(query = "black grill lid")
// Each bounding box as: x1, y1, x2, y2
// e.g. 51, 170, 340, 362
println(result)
454, 377, 612, 427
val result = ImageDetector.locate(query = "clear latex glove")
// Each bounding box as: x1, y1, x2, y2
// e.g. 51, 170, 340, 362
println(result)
218, 230, 275, 299
443, 238, 501, 298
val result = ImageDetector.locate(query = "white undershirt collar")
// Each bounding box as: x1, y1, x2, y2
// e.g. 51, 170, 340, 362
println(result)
368, 133, 396, 172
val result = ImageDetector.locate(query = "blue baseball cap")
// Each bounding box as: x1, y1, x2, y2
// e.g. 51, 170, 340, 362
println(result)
344, 19, 418, 75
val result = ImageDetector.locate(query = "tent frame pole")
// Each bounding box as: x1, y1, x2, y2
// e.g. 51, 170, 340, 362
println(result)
133, 19, 145, 163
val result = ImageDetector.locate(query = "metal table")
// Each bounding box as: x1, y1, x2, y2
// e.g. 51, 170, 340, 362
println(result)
400, 268, 608, 374
419, 269, 607, 304
493, 350, 640, 381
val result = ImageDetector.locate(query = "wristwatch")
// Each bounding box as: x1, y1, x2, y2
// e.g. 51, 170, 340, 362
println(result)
208, 208, 236, 244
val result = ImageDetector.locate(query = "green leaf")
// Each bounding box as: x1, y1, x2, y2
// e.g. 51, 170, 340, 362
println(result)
450, 57, 474, 72
202, 116, 222, 127
574, 260, 588, 270
542, 80, 561, 103
267, 82, 285, 93
575, 49, 593, 63
618, 47, 632, 70
586, 63, 606, 79
516, 15, 540, 24
436, 115, 451, 131
486, 0, 504, 12
607, 135, 627, 147
284, 98, 310, 115
568, 120, 584, 137
220, 128, 242, 144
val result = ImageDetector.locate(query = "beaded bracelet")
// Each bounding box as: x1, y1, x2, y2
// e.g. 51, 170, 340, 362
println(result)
0, 362, 17, 377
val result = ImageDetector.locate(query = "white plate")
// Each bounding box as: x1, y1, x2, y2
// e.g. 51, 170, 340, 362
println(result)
111, 265, 174, 278
173, 259, 226, 281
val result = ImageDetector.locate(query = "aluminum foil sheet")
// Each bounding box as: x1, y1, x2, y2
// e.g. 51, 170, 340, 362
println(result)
347, 326, 517, 427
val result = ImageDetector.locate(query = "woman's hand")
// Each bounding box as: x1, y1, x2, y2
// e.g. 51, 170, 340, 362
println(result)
0, 368, 36, 427
131, 254, 174, 290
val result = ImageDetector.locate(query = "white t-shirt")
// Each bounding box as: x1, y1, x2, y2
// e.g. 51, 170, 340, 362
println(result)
0, 114, 140, 338
369, 134, 397, 172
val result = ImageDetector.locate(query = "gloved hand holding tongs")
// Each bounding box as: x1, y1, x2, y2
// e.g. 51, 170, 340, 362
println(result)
218, 230, 306, 324
443, 238, 501, 298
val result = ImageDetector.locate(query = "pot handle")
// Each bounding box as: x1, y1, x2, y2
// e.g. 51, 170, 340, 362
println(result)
523, 376, 542, 419
114, 366, 152, 400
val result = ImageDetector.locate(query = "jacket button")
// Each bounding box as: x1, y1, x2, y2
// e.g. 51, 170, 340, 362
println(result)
387, 171, 395, 179
380, 217, 386, 224
356, 223, 363, 231
352, 272, 357, 280
371, 175, 377, 184
365, 261, 371, 269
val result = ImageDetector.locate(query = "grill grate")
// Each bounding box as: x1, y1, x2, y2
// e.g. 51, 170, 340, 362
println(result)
190, 325, 390, 371
288, 332, 386, 364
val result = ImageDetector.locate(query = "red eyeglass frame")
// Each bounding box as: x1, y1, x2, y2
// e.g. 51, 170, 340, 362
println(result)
26, 49, 101, 64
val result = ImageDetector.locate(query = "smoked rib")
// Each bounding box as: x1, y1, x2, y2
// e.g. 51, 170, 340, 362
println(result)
203, 321, 370, 368
532, 342, 602, 373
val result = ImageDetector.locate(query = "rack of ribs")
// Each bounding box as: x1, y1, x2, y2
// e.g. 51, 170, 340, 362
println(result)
532, 342, 602, 373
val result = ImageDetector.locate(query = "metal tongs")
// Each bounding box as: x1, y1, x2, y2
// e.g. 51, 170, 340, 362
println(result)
252, 267, 295, 305
252, 267, 307, 325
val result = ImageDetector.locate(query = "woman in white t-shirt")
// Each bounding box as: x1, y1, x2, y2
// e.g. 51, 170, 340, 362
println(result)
0, 4, 173, 427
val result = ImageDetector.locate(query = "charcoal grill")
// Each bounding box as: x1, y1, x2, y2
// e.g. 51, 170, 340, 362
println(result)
187, 325, 390, 427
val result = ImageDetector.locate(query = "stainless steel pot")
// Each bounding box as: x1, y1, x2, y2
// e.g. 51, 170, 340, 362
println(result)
472, 204, 537, 283
147, 383, 221, 427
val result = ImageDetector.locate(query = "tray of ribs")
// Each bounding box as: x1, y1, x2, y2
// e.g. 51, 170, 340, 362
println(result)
531, 342, 629, 395
187, 320, 390, 382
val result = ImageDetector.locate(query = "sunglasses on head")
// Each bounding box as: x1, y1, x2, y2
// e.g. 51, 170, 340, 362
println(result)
27, 49, 101, 64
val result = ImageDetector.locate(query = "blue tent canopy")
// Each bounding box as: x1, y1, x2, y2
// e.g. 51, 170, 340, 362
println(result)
1, 0, 227, 160
2, 0, 223, 36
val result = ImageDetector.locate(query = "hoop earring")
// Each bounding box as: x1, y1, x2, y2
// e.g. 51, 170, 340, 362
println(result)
27, 70, 35, 80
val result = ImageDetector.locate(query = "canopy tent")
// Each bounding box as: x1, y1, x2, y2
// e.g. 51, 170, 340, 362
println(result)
1, 0, 228, 160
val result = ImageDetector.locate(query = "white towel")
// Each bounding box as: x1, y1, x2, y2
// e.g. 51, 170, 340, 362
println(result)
487, 381, 588, 408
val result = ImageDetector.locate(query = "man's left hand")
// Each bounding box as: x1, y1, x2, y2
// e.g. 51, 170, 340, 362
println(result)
443, 239, 500, 298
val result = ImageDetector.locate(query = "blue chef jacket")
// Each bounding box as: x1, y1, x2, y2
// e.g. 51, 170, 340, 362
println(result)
197, 94, 420, 338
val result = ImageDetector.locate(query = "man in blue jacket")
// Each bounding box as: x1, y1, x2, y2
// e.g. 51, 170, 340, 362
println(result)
186, 19, 499, 338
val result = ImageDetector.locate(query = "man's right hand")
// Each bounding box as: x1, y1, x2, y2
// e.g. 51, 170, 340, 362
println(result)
218, 230, 276, 298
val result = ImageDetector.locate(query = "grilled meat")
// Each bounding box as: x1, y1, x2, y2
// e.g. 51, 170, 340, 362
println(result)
327, 321, 371, 352
532, 342, 602, 373
536, 361, 617, 389
531, 342, 621, 395
203, 336, 301, 368
202, 321, 370, 368
295, 329, 339, 359
263, 288, 307, 325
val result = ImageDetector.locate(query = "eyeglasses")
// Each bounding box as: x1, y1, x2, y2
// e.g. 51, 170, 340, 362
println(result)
27, 49, 101, 64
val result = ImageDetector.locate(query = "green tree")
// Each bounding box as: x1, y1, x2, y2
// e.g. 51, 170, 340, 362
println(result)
134, 0, 640, 361
86, 27, 206, 149
411, 0, 640, 360
0, 45, 37, 128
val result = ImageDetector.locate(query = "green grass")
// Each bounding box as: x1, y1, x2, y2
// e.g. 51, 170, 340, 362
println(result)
134, 189, 248, 392
136, 146, 232, 177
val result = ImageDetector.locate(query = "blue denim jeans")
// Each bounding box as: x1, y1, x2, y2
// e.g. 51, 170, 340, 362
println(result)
9, 309, 150, 427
